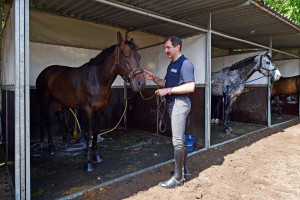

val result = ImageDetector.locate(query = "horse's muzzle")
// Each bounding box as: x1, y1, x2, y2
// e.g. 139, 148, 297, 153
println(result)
271, 69, 281, 81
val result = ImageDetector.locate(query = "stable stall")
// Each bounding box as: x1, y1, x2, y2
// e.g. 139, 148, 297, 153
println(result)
271, 58, 300, 124
210, 51, 269, 145
1, 0, 300, 199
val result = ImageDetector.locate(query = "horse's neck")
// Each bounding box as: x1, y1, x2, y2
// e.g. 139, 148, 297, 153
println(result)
237, 62, 259, 83
91, 57, 118, 90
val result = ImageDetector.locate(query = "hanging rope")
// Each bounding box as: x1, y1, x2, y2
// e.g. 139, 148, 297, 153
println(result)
69, 99, 128, 138
140, 91, 166, 132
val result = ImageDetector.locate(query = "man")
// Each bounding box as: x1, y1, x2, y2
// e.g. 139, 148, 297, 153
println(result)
144, 36, 195, 188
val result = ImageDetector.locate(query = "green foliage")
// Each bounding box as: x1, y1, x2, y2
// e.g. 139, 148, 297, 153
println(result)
263, 0, 300, 23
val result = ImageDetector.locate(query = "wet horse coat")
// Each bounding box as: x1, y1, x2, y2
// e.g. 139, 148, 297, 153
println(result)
212, 52, 281, 134
36, 32, 146, 171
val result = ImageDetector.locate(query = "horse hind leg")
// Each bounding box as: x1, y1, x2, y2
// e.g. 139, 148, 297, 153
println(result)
40, 97, 55, 154
44, 105, 55, 154
39, 104, 45, 150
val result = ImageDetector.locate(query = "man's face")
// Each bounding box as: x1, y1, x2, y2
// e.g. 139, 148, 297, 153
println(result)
164, 40, 179, 59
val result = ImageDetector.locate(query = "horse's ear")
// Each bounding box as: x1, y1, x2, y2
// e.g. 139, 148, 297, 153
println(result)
117, 31, 124, 45
265, 51, 271, 57
130, 38, 135, 45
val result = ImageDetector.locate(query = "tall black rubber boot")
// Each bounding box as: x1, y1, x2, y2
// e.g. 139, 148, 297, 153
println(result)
183, 142, 191, 181
160, 144, 184, 189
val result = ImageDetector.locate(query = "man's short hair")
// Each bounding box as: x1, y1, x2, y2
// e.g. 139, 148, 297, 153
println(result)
165, 36, 182, 51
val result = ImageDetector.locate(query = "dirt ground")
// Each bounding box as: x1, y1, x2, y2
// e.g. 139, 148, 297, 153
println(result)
79, 119, 300, 200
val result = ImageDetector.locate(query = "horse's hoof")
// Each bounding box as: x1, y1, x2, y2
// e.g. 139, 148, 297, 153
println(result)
84, 162, 94, 172
228, 127, 233, 132
93, 154, 103, 163
49, 147, 55, 155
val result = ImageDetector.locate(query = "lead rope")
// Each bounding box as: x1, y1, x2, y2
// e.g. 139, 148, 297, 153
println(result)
225, 75, 266, 105
140, 91, 167, 132
69, 99, 128, 138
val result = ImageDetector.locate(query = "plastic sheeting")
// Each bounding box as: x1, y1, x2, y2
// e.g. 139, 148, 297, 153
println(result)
275, 59, 300, 78
29, 10, 164, 50
2, 7, 206, 86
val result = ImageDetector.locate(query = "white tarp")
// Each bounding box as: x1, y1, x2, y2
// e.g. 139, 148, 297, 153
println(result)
140, 34, 206, 85
2, 12, 206, 87
212, 51, 268, 85
30, 10, 164, 50
275, 59, 300, 78
28, 34, 206, 87
1, 8, 166, 86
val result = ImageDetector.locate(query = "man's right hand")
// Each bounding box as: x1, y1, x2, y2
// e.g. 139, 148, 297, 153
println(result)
143, 69, 156, 80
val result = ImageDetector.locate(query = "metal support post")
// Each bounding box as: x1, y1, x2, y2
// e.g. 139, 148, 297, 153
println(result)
14, 0, 30, 199
205, 13, 212, 149
268, 37, 272, 127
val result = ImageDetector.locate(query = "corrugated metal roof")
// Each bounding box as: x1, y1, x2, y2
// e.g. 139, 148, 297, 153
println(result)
30, 0, 300, 52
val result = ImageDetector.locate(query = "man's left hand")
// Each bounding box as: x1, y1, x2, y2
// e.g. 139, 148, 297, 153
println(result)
155, 88, 168, 97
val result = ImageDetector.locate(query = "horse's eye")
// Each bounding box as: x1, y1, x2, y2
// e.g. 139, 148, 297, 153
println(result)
125, 56, 130, 59
266, 61, 270, 64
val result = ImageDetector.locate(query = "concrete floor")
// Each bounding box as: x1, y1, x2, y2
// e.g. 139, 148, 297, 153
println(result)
210, 122, 265, 146
31, 129, 173, 200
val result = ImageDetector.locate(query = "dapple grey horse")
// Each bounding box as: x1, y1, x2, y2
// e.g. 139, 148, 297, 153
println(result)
212, 52, 281, 134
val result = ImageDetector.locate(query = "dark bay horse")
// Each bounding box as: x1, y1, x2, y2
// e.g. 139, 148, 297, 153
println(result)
212, 52, 281, 134
36, 32, 146, 171
271, 75, 300, 118
272, 75, 300, 97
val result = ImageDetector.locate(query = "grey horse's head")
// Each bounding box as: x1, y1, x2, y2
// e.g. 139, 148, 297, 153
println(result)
258, 52, 281, 81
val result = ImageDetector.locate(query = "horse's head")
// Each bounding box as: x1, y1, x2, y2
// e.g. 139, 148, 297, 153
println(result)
258, 52, 281, 81
114, 32, 146, 92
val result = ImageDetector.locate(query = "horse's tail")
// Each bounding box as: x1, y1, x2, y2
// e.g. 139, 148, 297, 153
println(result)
36, 68, 51, 143
36, 67, 52, 101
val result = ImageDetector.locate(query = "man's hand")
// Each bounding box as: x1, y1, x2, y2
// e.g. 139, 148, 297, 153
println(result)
144, 69, 156, 80
155, 88, 168, 97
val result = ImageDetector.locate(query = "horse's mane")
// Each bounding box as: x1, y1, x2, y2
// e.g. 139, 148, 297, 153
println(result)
88, 41, 137, 65
229, 56, 256, 71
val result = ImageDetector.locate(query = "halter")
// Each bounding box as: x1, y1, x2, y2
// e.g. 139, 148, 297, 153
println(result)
258, 54, 277, 75
115, 45, 144, 83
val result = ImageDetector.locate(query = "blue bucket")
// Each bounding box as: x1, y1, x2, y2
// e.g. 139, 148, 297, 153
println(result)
185, 135, 194, 152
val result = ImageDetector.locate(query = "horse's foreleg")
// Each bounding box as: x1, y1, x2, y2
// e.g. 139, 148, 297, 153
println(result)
223, 106, 231, 134
223, 97, 236, 134
83, 109, 94, 172
92, 130, 102, 163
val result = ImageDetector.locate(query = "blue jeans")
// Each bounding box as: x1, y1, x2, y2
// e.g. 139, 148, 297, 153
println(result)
167, 97, 191, 146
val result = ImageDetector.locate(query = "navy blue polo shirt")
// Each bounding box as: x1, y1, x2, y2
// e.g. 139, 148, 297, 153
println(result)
165, 55, 195, 100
